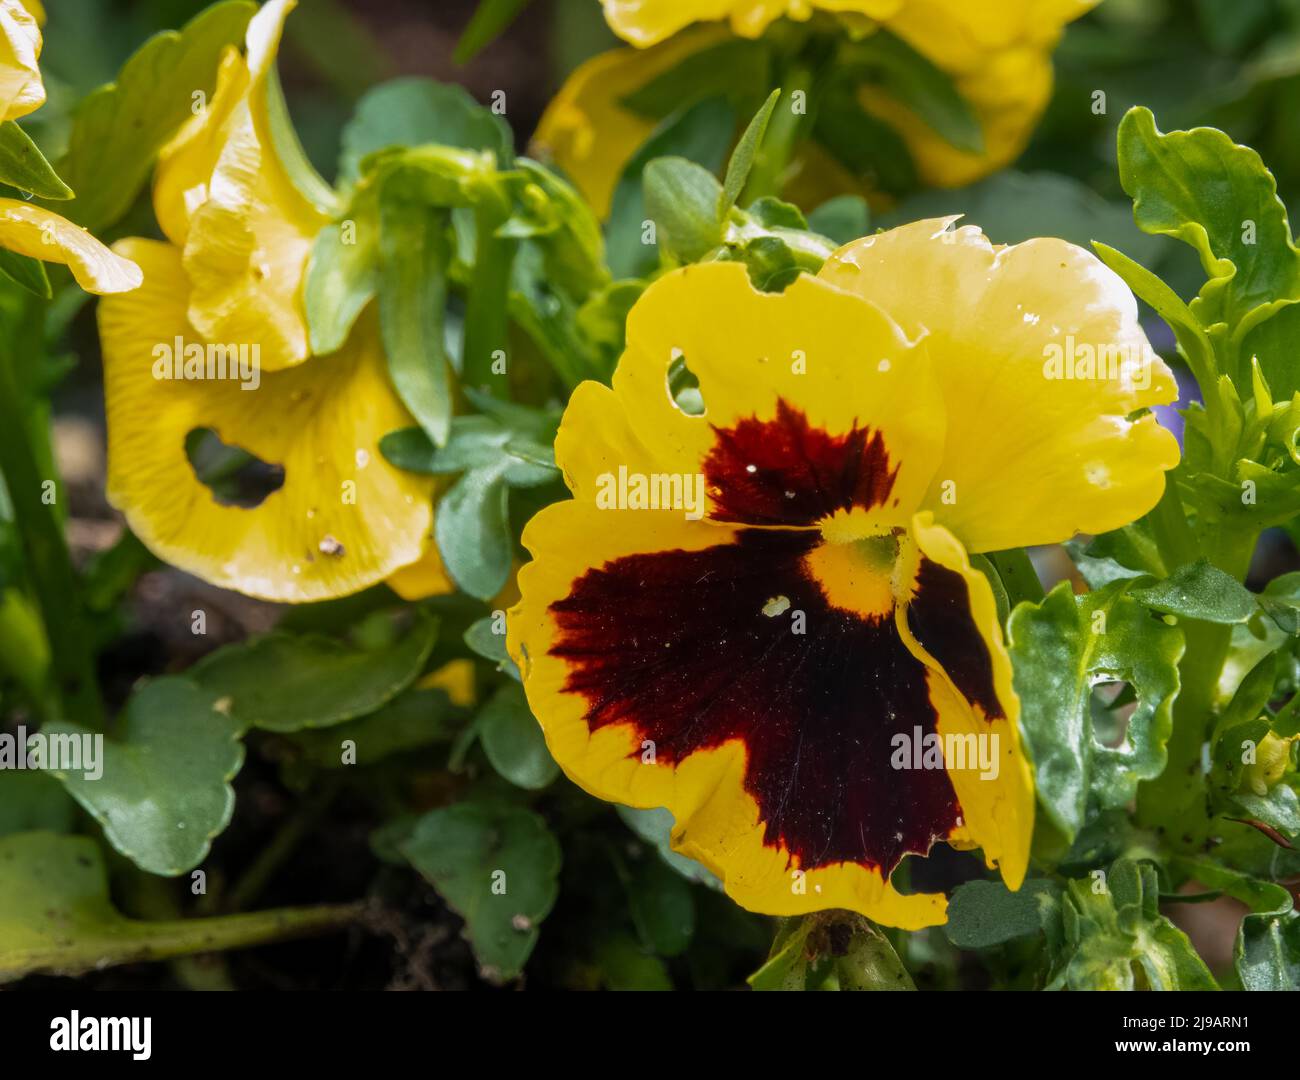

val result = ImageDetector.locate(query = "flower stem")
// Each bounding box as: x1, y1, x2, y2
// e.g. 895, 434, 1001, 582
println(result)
0, 344, 104, 728
462, 190, 517, 397
742, 63, 815, 203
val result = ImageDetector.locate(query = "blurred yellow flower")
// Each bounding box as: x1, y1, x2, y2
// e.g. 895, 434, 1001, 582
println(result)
98, 0, 442, 603
535, 1, 1096, 214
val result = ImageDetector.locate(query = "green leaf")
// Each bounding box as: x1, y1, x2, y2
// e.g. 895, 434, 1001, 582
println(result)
0, 121, 71, 199
842, 30, 983, 154
42, 1, 256, 232
644, 156, 725, 263
0, 248, 50, 299
719, 89, 780, 217
1116, 106, 1300, 337
944, 879, 1062, 950
454, 0, 534, 64
188, 613, 437, 733
621, 851, 696, 958
48, 677, 243, 876
465, 615, 520, 680
606, 97, 734, 279
0, 771, 74, 837
0, 831, 358, 983
287, 686, 466, 770
304, 185, 379, 355
378, 169, 454, 446
339, 77, 513, 182
1175, 858, 1299, 990
748, 916, 814, 990
1051, 859, 1217, 990
478, 683, 558, 790
806, 195, 870, 245
1128, 558, 1258, 624
401, 802, 561, 982
617, 806, 720, 889
437, 466, 512, 600
1092, 240, 1216, 388
1008, 581, 1183, 842
619, 39, 770, 122
812, 85, 916, 197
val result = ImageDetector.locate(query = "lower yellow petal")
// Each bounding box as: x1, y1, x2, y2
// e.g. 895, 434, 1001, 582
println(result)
99, 239, 432, 602
0, 200, 142, 294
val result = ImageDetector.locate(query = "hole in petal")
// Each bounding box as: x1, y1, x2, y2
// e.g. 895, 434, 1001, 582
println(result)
667, 350, 704, 416
185, 427, 285, 509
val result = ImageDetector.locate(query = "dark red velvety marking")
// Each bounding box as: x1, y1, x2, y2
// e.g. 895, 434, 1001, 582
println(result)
906, 559, 1004, 721
703, 400, 900, 526
550, 529, 961, 874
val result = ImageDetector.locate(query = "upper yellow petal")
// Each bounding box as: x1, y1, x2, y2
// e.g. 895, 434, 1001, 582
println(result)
160, 0, 329, 372
0, 199, 142, 294
601, 0, 902, 47
99, 239, 433, 603
819, 218, 1180, 553
0, 0, 42, 123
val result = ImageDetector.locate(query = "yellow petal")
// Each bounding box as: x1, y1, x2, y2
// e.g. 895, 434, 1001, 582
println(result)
509, 499, 948, 927
872, 0, 1097, 187
416, 659, 477, 707
564, 260, 943, 536
168, 0, 330, 372
601, 0, 901, 47
0, 0, 41, 123
895, 512, 1033, 890
387, 538, 455, 601
819, 218, 1180, 552
99, 239, 432, 603
0, 199, 142, 294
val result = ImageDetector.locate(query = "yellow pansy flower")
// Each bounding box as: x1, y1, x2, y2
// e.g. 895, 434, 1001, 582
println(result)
534, 1, 1095, 214
98, 0, 439, 602
508, 219, 1178, 926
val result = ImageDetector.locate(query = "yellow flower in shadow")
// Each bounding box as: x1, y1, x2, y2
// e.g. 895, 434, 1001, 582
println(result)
508, 219, 1178, 925
535, 1, 1097, 213
97, 0, 438, 602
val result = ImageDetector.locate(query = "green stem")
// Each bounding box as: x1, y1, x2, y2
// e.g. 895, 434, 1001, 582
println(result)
226, 783, 337, 911
16, 903, 362, 982
1137, 618, 1230, 850
462, 191, 517, 397
1148, 477, 1199, 573
742, 63, 815, 203
0, 345, 103, 728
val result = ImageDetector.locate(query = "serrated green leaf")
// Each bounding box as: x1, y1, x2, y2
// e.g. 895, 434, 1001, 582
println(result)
1009, 581, 1183, 842
42, 1, 255, 232
478, 683, 558, 790
401, 802, 561, 982
48, 677, 243, 876
1129, 558, 1258, 624
1117, 107, 1300, 339
188, 613, 437, 733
